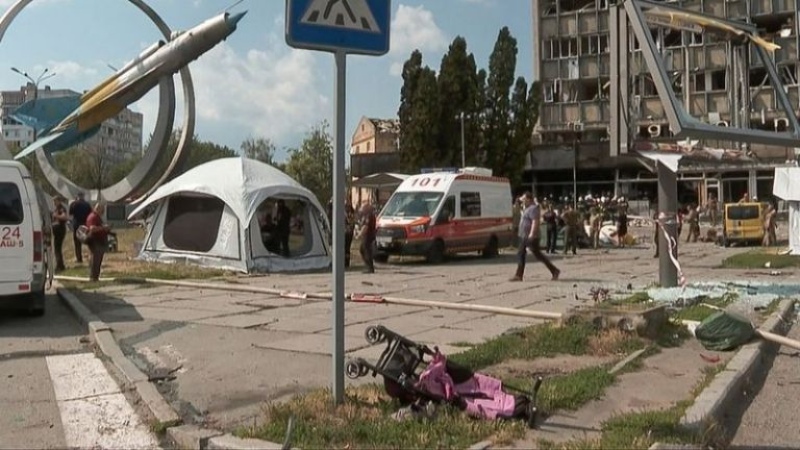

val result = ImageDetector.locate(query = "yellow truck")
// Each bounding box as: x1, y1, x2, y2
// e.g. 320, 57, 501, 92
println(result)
721, 202, 765, 247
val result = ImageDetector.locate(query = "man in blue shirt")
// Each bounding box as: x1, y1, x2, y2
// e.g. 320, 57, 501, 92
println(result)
68, 192, 92, 263
510, 192, 560, 282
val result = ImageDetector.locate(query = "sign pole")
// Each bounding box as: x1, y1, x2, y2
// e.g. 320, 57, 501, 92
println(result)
332, 49, 347, 405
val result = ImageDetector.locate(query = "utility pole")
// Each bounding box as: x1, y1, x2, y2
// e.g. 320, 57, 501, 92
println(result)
460, 112, 466, 168
10, 67, 56, 143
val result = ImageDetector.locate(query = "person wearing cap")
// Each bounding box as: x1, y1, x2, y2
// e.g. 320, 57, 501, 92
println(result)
68, 192, 92, 264
510, 192, 560, 282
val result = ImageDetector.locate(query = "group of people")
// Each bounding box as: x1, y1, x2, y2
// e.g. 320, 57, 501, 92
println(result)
326, 200, 378, 274
515, 194, 632, 256
50, 192, 112, 281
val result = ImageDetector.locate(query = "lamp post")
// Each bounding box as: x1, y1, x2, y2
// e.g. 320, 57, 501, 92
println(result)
10, 67, 56, 141
460, 112, 466, 168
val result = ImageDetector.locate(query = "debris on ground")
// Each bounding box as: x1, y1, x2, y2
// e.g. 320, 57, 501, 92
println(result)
646, 282, 800, 310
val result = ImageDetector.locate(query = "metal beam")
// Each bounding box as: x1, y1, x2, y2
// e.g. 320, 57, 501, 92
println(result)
623, 0, 800, 149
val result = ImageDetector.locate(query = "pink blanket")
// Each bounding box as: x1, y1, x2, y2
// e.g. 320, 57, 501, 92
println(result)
415, 350, 516, 419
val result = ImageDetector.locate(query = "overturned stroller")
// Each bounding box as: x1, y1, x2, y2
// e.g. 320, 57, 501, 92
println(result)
346, 325, 543, 428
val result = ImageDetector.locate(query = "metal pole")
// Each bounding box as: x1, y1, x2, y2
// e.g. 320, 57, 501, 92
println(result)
657, 160, 678, 287
572, 139, 578, 209
460, 112, 466, 168
332, 50, 347, 405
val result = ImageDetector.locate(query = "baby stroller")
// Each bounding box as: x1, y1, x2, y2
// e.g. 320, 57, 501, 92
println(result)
345, 325, 543, 428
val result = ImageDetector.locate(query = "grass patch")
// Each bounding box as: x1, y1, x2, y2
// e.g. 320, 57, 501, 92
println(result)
236, 385, 526, 449
608, 291, 651, 306
504, 366, 616, 413
653, 321, 692, 348
240, 321, 651, 449
539, 361, 728, 449
449, 320, 644, 370
722, 249, 800, 269
757, 298, 783, 317
672, 293, 737, 323
56, 227, 235, 281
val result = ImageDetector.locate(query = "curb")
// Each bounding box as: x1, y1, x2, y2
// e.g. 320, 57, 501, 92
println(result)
57, 287, 288, 450
57, 288, 181, 426
678, 298, 796, 437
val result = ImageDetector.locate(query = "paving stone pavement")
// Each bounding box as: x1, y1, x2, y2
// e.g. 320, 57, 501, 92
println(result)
70, 236, 799, 432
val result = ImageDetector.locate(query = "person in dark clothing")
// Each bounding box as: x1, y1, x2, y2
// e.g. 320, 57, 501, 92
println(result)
345, 202, 355, 268
510, 192, 560, 282
51, 196, 68, 272
85, 203, 111, 282
357, 202, 377, 273
542, 204, 558, 254
275, 200, 292, 257
616, 206, 628, 248
68, 192, 92, 263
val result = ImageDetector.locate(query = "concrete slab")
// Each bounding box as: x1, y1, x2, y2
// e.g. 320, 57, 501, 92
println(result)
155, 299, 259, 315
134, 306, 225, 323
232, 296, 307, 309
254, 332, 368, 355
265, 313, 331, 333
196, 313, 279, 329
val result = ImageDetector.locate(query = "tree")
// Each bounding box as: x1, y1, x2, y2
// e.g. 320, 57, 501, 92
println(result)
505, 77, 534, 187
436, 37, 481, 167
481, 27, 518, 179
241, 137, 277, 165
397, 50, 424, 171
398, 65, 441, 170
283, 121, 333, 205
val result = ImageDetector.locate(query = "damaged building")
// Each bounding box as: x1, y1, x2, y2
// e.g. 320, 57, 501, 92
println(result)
528, 0, 799, 205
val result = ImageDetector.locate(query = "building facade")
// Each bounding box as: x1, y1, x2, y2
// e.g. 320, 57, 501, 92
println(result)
0, 83, 143, 167
349, 116, 402, 206
529, 0, 797, 205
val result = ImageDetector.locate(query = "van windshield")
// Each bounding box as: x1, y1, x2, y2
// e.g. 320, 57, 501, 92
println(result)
0, 183, 23, 225
381, 192, 443, 218
727, 205, 760, 220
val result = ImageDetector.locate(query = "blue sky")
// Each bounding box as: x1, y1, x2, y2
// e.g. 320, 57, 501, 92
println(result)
0, 0, 533, 162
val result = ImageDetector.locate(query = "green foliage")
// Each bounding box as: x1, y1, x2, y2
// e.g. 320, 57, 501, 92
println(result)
396, 28, 539, 191
436, 37, 482, 167
240, 137, 277, 165
722, 250, 800, 269
283, 121, 333, 205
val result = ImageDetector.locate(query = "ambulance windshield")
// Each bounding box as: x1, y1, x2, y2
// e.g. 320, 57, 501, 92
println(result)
381, 192, 443, 218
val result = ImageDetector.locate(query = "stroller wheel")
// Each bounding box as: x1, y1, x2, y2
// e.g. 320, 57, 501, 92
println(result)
526, 405, 538, 429
345, 361, 363, 379
364, 326, 384, 345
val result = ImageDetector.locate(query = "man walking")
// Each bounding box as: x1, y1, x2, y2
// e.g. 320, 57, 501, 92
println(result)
68, 192, 92, 263
510, 192, 560, 282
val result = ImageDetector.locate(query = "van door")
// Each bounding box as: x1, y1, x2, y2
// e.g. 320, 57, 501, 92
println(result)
0, 167, 33, 291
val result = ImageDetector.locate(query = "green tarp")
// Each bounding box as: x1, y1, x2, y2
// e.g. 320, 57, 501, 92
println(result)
695, 311, 755, 351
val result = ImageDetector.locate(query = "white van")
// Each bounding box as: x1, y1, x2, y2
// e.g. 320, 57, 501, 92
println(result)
0, 161, 53, 316
374, 168, 515, 263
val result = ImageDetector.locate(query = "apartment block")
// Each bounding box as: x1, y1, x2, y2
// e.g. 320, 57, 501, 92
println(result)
0, 83, 143, 167
529, 0, 798, 204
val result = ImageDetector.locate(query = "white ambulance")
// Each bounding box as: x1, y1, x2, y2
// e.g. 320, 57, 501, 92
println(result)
0, 161, 53, 316
374, 168, 515, 263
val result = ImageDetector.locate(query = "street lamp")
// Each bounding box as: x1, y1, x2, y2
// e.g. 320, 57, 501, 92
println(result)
460, 112, 466, 168
10, 67, 56, 144
11, 67, 56, 104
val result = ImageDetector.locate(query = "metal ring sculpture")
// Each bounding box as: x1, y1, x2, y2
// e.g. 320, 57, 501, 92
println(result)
0, 0, 195, 204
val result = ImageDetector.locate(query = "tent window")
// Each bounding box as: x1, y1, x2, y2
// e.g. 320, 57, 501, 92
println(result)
256, 198, 314, 257
163, 196, 224, 252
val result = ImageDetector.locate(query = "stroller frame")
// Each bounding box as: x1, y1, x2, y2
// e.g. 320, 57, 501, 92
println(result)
346, 325, 544, 428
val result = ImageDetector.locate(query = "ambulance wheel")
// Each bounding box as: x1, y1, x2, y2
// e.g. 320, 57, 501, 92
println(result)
482, 236, 499, 258
427, 240, 445, 264
365, 326, 384, 345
